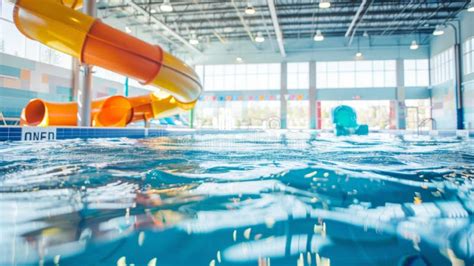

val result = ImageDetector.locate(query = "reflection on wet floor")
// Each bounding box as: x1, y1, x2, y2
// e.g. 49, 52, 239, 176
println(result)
0, 133, 473, 265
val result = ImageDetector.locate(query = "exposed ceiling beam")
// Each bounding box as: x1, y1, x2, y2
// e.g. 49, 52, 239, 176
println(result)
345, 0, 366, 37
346, 0, 373, 46
267, 0, 286, 57
230, 0, 255, 42
123, 0, 202, 55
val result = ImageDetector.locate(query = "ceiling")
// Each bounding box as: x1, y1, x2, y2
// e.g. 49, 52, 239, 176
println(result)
96, 0, 470, 56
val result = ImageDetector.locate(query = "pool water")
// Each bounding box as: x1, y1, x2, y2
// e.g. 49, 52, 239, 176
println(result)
1, 132, 473, 266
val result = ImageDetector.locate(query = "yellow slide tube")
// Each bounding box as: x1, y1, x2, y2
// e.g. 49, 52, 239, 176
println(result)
14, 0, 202, 127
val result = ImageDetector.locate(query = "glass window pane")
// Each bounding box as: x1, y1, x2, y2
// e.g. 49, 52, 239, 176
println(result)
356, 71, 372, 87
269, 74, 280, 89
373, 61, 384, 71
404, 60, 416, 71
373, 71, 385, 87
339, 61, 355, 72
327, 62, 338, 72
247, 64, 257, 74
405, 71, 417, 86
288, 63, 298, 73
356, 61, 372, 71
298, 73, 309, 88
385, 71, 396, 87
339, 72, 355, 88
317, 73, 328, 88
327, 72, 339, 88
385, 60, 396, 71
268, 63, 280, 74
418, 71, 429, 86
214, 65, 224, 75
316, 62, 327, 72
298, 62, 309, 73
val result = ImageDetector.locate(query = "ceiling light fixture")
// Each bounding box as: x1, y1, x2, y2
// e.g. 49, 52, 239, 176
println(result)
356, 52, 363, 58
468, 0, 474, 12
319, 0, 331, 9
410, 40, 419, 50
223, 27, 234, 33
313, 30, 324, 41
150, 8, 158, 14
245, 2, 256, 15
189, 33, 199, 45
236, 57, 243, 62
160, 0, 173, 12
433, 25, 445, 36
255, 32, 265, 43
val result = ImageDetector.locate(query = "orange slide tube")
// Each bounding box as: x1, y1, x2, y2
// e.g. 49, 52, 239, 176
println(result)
14, 0, 202, 127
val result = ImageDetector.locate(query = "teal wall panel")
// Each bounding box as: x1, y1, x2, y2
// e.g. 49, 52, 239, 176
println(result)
0, 65, 21, 78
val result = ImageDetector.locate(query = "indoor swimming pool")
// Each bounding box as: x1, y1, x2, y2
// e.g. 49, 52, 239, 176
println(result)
1, 132, 473, 265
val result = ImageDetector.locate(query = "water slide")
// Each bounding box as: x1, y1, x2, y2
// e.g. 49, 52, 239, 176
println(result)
13, 0, 202, 127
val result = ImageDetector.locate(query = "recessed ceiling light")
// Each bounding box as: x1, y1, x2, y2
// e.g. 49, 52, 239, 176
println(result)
255, 32, 265, 43
160, 0, 173, 12
356, 52, 363, 57
410, 40, 419, 50
319, 0, 331, 9
433, 25, 445, 36
313, 30, 324, 41
245, 2, 256, 15
236, 57, 243, 62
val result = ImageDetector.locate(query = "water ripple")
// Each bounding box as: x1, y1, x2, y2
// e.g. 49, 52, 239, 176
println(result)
0, 132, 473, 266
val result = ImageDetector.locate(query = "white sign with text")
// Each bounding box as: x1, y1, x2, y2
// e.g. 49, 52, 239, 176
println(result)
22, 127, 56, 141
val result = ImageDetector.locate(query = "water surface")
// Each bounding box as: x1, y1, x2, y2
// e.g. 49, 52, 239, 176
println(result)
1, 132, 473, 265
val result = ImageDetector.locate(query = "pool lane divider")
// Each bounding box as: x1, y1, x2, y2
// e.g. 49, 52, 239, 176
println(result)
0, 127, 263, 142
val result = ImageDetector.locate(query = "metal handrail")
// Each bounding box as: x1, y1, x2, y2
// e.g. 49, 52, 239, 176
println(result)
417, 118, 437, 134
0, 113, 20, 126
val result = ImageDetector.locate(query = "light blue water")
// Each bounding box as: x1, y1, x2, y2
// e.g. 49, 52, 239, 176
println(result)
0, 132, 473, 266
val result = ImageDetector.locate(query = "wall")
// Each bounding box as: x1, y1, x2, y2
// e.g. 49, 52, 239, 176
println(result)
460, 11, 474, 129
0, 53, 149, 118
429, 10, 474, 129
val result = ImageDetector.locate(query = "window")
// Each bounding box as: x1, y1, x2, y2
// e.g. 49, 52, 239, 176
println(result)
287, 62, 309, 90
194, 100, 280, 129
430, 47, 455, 85
287, 100, 309, 128
200, 63, 281, 91
464, 37, 474, 76
404, 59, 429, 87
405, 99, 432, 130
316, 60, 396, 89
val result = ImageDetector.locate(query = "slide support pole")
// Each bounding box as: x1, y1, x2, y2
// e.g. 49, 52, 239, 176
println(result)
77, 0, 96, 126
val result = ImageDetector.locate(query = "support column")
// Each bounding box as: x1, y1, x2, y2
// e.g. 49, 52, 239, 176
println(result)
280, 62, 288, 129
446, 22, 464, 129
77, 0, 96, 127
396, 58, 406, 129
71, 58, 81, 101
309, 61, 317, 129
454, 43, 464, 129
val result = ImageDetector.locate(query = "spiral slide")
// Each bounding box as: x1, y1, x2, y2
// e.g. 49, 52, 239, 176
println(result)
14, 0, 202, 127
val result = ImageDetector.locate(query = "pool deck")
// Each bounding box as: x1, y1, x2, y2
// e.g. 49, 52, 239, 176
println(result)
0, 126, 472, 142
